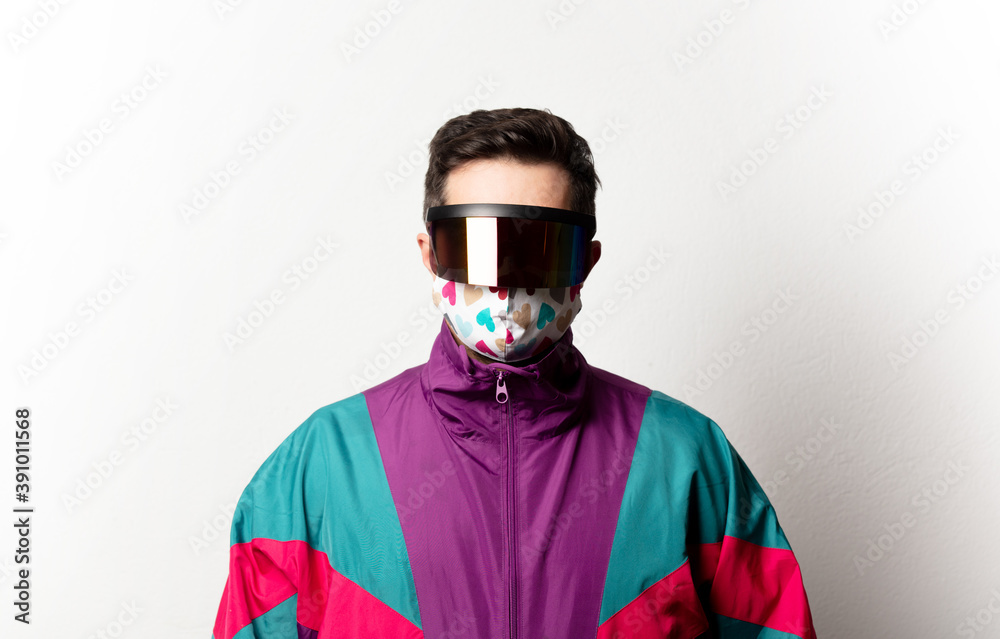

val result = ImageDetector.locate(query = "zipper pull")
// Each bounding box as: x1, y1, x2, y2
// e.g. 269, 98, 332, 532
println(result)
495, 370, 508, 404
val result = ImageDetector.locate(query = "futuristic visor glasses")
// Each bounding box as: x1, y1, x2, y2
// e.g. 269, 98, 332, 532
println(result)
425, 203, 597, 288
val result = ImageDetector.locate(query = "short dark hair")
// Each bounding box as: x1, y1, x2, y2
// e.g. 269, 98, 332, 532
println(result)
423, 108, 601, 218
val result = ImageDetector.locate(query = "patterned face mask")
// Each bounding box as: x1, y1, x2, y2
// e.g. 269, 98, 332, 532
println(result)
431, 275, 583, 362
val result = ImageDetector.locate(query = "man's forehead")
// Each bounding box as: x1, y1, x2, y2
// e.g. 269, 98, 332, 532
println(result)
444, 158, 572, 209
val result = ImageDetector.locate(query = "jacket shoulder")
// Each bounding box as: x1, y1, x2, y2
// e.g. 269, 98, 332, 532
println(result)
586, 361, 652, 399
249, 394, 370, 474
633, 390, 739, 487
236, 393, 383, 524
583, 366, 730, 468
640, 390, 721, 441
227, 393, 422, 629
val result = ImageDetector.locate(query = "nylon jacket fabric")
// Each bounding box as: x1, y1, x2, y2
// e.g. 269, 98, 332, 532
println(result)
212, 318, 816, 639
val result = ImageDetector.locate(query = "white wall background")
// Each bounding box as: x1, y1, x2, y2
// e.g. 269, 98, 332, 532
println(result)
2, 1, 998, 637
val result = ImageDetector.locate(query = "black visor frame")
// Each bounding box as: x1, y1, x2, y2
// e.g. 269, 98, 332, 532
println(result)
424, 203, 596, 288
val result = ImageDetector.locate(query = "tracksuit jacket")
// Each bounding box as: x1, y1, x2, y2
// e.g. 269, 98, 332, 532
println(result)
212, 318, 816, 638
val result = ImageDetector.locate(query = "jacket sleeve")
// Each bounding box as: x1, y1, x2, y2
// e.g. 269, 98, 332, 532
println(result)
211, 398, 423, 639
211, 432, 320, 639
690, 421, 817, 639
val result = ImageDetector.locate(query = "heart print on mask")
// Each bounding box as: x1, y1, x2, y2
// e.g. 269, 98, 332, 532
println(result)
431, 275, 583, 362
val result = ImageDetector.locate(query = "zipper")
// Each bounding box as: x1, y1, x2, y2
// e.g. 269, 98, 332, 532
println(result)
496, 370, 509, 404
494, 369, 517, 638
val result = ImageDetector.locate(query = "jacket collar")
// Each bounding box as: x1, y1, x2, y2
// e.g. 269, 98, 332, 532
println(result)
420, 318, 589, 441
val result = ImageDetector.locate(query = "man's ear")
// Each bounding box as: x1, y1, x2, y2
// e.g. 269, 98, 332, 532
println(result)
418, 232, 436, 279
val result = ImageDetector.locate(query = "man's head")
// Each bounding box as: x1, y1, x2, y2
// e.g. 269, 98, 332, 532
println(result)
418, 107, 602, 281
422, 107, 601, 217
416, 108, 602, 364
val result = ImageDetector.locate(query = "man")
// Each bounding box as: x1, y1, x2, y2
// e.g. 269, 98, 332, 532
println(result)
212, 108, 816, 638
